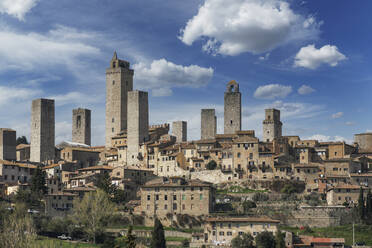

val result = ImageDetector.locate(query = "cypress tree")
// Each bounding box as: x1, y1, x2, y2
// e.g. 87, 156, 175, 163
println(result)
366, 189, 372, 217
30, 166, 47, 195
151, 218, 166, 248
275, 230, 286, 248
124, 226, 136, 248
357, 187, 365, 220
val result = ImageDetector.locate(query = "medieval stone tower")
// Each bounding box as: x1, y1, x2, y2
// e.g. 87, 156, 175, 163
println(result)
263, 108, 282, 142
201, 109, 216, 140
127, 90, 149, 166
105, 52, 134, 147
0, 128, 16, 161
172, 121, 187, 143
30, 98, 55, 163
224, 80, 241, 134
72, 108, 91, 146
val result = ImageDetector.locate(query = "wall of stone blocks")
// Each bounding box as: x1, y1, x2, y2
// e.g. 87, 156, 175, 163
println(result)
72, 108, 91, 146
0, 128, 16, 161
201, 109, 216, 140
172, 121, 187, 143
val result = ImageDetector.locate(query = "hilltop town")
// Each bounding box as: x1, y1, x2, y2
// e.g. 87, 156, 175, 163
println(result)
1, 53, 372, 247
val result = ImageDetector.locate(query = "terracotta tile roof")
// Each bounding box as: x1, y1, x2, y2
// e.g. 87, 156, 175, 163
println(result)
43, 164, 61, 169
0, 160, 37, 169
47, 192, 77, 196
195, 139, 216, 144
143, 178, 212, 188
311, 237, 345, 243
16, 144, 30, 149
64, 186, 96, 192
350, 173, 372, 177
206, 216, 279, 223
330, 184, 363, 190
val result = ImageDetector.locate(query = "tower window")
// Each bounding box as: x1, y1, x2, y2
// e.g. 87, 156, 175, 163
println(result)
112, 118, 115, 123
112, 80, 115, 85
112, 128, 114, 133
76, 115, 81, 128
230, 120, 233, 125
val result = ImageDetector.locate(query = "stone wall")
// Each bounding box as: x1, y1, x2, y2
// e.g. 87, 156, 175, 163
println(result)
0, 128, 16, 161
224, 81, 241, 134
72, 108, 91, 146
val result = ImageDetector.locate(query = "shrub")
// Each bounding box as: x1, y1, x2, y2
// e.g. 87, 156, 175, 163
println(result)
253, 192, 269, 202
206, 160, 217, 170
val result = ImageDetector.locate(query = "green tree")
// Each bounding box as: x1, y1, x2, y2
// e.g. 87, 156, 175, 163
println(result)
206, 160, 217, 170
73, 189, 116, 243
151, 218, 166, 248
357, 187, 365, 220
231, 233, 254, 248
275, 230, 286, 248
14, 188, 42, 208
243, 200, 257, 213
0, 204, 36, 248
255, 231, 276, 248
113, 188, 127, 204
117, 226, 136, 248
181, 239, 190, 248
366, 189, 372, 217
97, 172, 117, 195
16, 136, 28, 145
30, 166, 47, 195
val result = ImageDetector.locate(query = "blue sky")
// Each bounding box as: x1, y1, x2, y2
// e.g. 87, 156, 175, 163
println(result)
0, 0, 371, 145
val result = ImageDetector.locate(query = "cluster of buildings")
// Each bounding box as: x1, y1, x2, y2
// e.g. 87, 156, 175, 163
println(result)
0, 53, 369, 246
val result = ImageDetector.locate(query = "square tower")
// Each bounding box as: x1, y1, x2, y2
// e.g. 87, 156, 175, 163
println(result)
201, 109, 216, 140
0, 128, 16, 161
105, 52, 134, 147
263, 108, 282, 142
30, 98, 55, 163
172, 121, 187, 143
72, 108, 91, 146
127, 91, 149, 166
224, 80, 241, 134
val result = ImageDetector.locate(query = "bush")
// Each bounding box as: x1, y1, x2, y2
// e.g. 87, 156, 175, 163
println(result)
214, 203, 233, 212
243, 200, 256, 213
253, 192, 269, 202
271, 180, 305, 194
255, 231, 275, 248
206, 160, 217, 170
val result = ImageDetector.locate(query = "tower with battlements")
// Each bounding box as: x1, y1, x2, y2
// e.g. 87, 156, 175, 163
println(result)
72, 108, 91, 146
30, 98, 55, 163
105, 52, 134, 147
263, 108, 282, 142
224, 80, 241, 134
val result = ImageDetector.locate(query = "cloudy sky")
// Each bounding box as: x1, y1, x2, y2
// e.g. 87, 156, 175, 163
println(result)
0, 0, 371, 145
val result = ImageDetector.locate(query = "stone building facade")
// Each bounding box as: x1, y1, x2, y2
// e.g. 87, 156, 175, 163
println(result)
105, 52, 134, 147
172, 121, 187, 143
72, 108, 91, 146
201, 109, 216, 140
127, 90, 149, 166
30, 98, 55, 163
139, 177, 215, 225
204, 216, 279, 246
224, 80, 241, 134
263, 108, 282, 142
0, 128, 16, 161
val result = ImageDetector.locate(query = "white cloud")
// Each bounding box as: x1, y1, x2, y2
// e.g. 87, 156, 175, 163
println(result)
133, 58, 214, 97
254, 84, 292, 99
297, 84, 315, 95
48, 91, 102, 106
0, 25, 101, 80
345, 121, 355, 126
0, 0, 38, 20
294, 44, 346, 69
179, 0, 320, 56
306, 134, 352, 144
0, 85, 41, 106
331, 112, 343, 119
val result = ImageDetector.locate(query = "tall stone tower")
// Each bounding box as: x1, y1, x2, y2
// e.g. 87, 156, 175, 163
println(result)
72, 108, 91, 146
0, 128, 16, 161
127, 91, 149, 166
105, 52, 134, 147
263, 108, 282, 142
172, 121, 187, 143
224, 80, 241, 134
30, 98, 55, 163
201, 109, 216, 140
